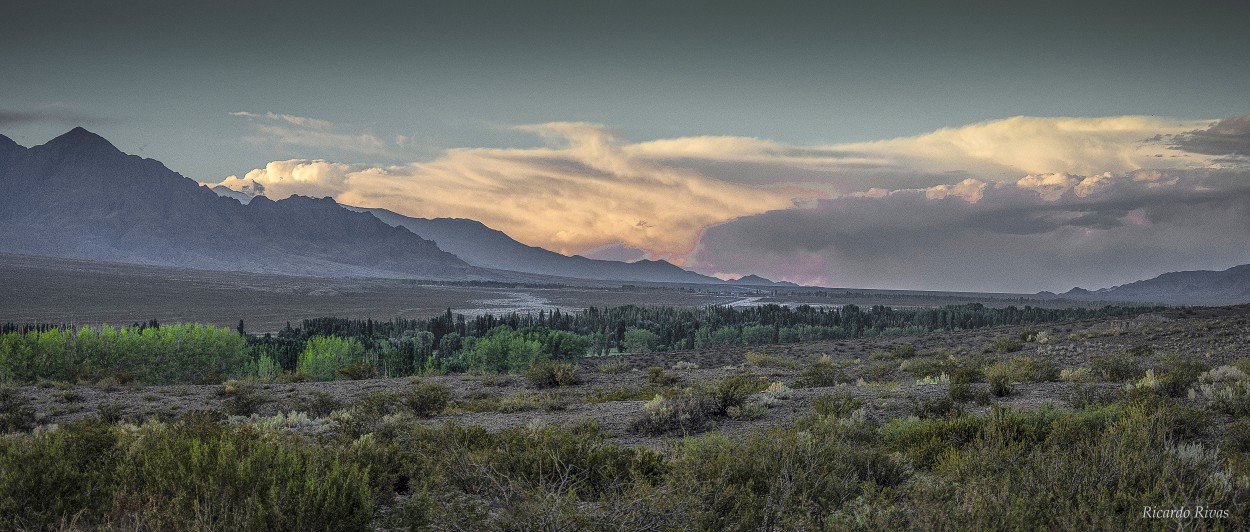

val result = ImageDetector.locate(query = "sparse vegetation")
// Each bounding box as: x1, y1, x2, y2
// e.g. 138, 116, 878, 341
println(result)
3, 303, 1248, 529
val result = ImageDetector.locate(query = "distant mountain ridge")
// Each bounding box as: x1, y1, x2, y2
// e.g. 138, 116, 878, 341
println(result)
341, 206, 726, 284
1057, 264, 1250, 305
0, 128, 485, 280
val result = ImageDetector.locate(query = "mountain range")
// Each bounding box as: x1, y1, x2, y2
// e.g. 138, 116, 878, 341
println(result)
1056, 264, 1250, 306
0, 128, 481, 280
1, 127, 792, 286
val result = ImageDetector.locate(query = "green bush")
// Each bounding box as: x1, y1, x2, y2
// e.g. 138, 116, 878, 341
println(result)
525, 360, 580, 388
993, 338, 1023, 354
0, 386, 36, 433
647, 366, 679, 386
705, 374, 763, 415
405, 383, 453, 417
799, 355, 846, 387
1091, 353, 1144, 382
812, 392, 863, 419
1156, 355, 1208, 397
630, 391, 715, 435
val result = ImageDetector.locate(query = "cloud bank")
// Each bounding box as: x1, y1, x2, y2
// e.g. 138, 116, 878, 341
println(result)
217, 114, 1250, 291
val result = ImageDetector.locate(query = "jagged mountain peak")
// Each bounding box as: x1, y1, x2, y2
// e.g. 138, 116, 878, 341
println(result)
40, 127, 123, 155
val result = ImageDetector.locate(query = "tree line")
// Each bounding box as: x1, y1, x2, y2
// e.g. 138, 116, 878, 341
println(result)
0, 303, 1163, 384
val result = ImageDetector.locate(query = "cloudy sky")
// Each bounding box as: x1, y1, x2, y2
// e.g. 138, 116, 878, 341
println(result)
3, 1, 1248, 292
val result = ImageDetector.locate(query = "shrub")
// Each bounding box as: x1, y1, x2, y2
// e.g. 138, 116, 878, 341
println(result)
0, 386, 36, 433
763, 381, 793, 400
812, 393, 863, 419
525, 361, 580, 388
630, 392, 715, 435
706, 374, 763, 415
948, 382, 980, 404
672, 361, 700, 370
1091, 353, 1144, 382
891, 344, 919, 359
405, 383, 453, 417
225, 387, 268, 417
799, 355, 846, 387
745, 351, 798, 369
306, 391, 342, 417
993, 338, 1024, 354
726, 403, 767, 420
647, 366, 680, 386
950, 366, 983, 385
910, 397, 963, 419
1059, 367, 1096, 383
1156, 355, 1209, 397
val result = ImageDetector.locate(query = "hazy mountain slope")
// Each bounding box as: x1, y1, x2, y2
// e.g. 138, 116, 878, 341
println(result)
344, 206, 725, 284
1061, 264, 1250, 305
0, 128, 485, 280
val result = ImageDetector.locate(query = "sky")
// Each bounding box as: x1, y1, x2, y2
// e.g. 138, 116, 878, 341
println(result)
3, 1, 1249, 292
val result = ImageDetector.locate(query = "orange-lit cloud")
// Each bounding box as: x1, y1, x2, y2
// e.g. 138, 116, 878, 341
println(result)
218, 115, 1239, 274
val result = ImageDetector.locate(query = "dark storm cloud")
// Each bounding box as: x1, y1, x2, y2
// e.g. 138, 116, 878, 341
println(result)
0, 108, 102, 128
1172, 116, 1250, 157
694, 169, 1250, 292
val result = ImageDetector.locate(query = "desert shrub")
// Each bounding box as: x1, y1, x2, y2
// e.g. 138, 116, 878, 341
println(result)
812, 393, 863, 419
726, 403, 767, 420
948, 382, 981, 404
585, 385, 665, 403
0, 418, 373, 530
0, 419, 121, 528
225, 387, 268, 417
860, 362, 895, 382
405, 383, 453, 417
900, 356, 960, 379
1091, 353, 1144, 382
799, 355, 846, 387
525, 360, 580, 388
0, 386, 36, 433
354, 391, 403, 418
993, 338, 1024, 354
306, 391, 342, 417
596, 360, 629, 374
982, 363, 1013, 397
949, 366, 983, 385
666, 428, 908, 531
498, 392, 568, 413
763, 381, 793, 400
672, 361, 700, 370
1223, 419, 1250, 454
705, 374, 764, 414
630, 392, 715, 435
1156, 355, 1209, 397
1070, 384, 1117, 409
1005, 356, 1059, 382
891, 343, 918, 359
1059, 366, 1096, 383
1124, 344, 1153, 357
745, 351, 798, 369
647, 366, 680, 386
